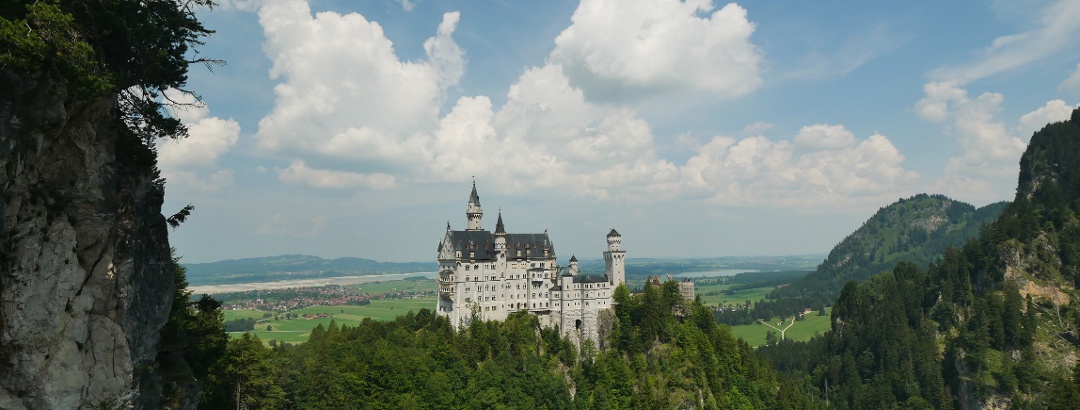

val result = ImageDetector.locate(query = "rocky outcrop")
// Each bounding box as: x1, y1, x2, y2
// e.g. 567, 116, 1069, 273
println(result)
0, 70, 176, 408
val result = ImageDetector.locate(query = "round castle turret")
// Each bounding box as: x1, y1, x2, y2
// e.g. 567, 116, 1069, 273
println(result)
604, 228, 626, 287
606, 228, 622, 251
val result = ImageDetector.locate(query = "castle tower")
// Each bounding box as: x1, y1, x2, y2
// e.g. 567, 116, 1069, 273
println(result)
604, 228, 626, 287
466, 181, 483, 230
494, 211, 507, 260
568, 255, 579, 276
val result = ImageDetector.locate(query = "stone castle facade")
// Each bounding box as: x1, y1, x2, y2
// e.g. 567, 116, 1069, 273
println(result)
435, 183, 625, 345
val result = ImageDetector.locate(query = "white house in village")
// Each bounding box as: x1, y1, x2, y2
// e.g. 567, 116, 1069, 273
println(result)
435, 183, 625, 345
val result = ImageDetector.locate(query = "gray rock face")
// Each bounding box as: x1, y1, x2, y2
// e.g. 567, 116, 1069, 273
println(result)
0, 71, 175, 408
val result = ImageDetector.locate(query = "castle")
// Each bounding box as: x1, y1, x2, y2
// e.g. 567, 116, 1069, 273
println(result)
435, 183, 624, 345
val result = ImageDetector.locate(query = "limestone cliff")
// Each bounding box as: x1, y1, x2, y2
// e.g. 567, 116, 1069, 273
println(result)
0, 71, 176, 408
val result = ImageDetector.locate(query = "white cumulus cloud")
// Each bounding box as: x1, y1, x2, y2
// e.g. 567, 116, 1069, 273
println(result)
278, 160, 396, 189
157, 89, 240, 192
550, 0, 762, 102
792, 124, 857, 151
1018, 99, 1078, 137
254, 0, 463, 159
914, 81, 1027, 201
679, 127, 916, 207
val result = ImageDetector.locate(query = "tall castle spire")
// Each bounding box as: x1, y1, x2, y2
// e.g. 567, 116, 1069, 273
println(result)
604, 228, 626, 287
494, 210, 507, 257
466, 180, 483, 230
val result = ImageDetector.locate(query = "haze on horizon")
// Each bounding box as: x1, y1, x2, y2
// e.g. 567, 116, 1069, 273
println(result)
162, 0, 1080, 264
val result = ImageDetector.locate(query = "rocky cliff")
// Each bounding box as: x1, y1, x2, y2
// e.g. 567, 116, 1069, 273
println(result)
0, 71, 176, 408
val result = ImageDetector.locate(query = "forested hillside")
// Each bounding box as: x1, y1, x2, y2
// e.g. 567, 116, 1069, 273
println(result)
717, 194, 1003, 326
197, 281, 815, 409
758, 108, 1080, 409
786, 194, 1005, 296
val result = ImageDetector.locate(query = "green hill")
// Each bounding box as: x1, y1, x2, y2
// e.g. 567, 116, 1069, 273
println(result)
773, 194, 1006, 305
759, 107, 1080, 409
718, 194, 1004, 326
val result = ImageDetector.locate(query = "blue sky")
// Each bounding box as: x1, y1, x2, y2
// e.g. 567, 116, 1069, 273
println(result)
162, 0, 1080, 263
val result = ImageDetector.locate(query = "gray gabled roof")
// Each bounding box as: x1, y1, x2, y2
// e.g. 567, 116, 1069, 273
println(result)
573, 274, 609, 284
607, 228, 620, 237
446, 230, 554, 260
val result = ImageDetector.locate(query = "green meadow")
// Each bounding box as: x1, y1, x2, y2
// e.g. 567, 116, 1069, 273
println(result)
226, 295, 437, 344
694, 283, 775, 308
352, 278, 436, 293
728, 307, 832, 348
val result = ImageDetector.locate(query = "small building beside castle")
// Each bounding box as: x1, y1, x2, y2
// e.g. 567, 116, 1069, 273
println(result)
435, 183, 625, 345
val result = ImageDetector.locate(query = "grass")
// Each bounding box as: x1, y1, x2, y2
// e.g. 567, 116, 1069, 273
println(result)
729, 307, 832, 348
223, 309, 270, 322
352, 279, 436, 294
694, 283, 776, 308
226, 296, 438, 344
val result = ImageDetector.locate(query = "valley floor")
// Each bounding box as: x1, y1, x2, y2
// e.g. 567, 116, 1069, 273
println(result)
189, 271, 436, 294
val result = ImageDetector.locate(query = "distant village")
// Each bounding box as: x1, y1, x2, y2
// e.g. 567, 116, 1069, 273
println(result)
214, 284, 434, 312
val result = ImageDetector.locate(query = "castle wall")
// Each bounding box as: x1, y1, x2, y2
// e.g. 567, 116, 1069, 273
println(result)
435, 185, 622, 345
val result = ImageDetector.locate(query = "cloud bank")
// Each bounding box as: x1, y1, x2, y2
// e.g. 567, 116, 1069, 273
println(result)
248, 0, 915, 209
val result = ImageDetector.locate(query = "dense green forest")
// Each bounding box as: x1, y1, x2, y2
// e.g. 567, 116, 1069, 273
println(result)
180, 279, 815, 409
758, 108, 1080, 409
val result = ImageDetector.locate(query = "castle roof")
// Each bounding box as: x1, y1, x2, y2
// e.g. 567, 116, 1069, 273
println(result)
607, 228, 620, 237
495, 211, 506, 234
445, 230, 553, 261
573, 274, 610, 284
468, 181, 480, 206
569, 255, 577, 262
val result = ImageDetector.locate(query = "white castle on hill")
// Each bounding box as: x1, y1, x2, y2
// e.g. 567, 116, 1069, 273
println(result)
435, 183, 625, 345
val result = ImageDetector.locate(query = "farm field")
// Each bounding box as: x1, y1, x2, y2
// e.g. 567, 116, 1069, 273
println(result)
728, 307, 832, 348
694, 282, 775, 308
352, 277, 436, 293
226, 296, 437, 344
